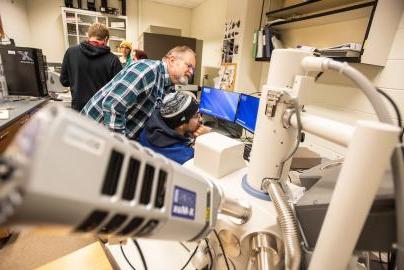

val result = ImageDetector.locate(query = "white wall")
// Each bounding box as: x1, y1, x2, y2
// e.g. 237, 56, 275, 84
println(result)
190, 0, 227, 85
0, 0, 32, 47
25, 0, 66, 62
140, 0, 192, 37
231, 0, 262, 92
190, 0, 264, 91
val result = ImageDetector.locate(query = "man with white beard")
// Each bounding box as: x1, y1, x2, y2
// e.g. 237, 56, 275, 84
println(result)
81, 46, 196, 140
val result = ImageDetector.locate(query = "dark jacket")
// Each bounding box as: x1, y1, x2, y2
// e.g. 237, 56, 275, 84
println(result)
139, 111, 194, 165
60, 41, 122, 111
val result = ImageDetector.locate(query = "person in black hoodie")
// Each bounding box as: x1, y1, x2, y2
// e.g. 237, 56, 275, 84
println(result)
60, 23, 122, 111
139, 91, 211, 164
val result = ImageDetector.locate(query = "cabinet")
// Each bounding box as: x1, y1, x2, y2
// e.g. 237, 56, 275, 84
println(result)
256, 0, 404, 66
61, 7, 127, 56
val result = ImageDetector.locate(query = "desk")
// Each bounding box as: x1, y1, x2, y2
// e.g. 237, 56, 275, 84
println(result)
0, 227, 98, 270
0, 98, 49, 152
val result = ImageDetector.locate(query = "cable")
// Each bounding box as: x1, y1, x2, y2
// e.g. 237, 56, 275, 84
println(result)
249, 91, 262, 96
214, 229, 230, 270
259, 0, 265, 29
180, 244, 199, 270
204, 239, 214, 270
120, 241, 136, 270
228, 258, 236, 270
281, 99, 302, 163
179, 242, 191, 252
376, 87, 403, 142
133, 239, 148, 270
315, 72, 323, 81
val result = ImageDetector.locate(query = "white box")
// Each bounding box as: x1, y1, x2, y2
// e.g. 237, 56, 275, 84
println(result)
194, 132, 246, 178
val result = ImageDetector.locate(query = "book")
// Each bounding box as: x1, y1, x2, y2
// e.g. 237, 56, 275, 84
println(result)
252, 30, 258, 58
256, 29, 263, 58
320, 43, 362, 52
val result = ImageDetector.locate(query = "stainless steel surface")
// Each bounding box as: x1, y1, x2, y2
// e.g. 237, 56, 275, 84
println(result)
250, 233, 278, 270
219, 195, 251, 224
218, 230, 241, 258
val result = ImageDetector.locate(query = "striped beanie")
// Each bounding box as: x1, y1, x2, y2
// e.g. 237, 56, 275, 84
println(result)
160, 91, 199, 129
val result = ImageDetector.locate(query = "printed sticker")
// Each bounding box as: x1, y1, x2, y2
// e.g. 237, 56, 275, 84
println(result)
171, 186, 196, 220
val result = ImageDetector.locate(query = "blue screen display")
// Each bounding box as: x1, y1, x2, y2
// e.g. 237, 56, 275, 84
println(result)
199, 87, 240, 122
235, 94, 260, 133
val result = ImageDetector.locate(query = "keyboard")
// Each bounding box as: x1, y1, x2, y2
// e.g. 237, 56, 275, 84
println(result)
243, 143, 252, 161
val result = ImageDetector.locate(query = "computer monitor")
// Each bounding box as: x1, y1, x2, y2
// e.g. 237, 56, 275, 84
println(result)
235, 94, 260, 133
199, 87, 240, 122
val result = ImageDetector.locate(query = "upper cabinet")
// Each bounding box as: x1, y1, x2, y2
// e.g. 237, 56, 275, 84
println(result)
257, 0, 404, 66
61, 7, 127, 56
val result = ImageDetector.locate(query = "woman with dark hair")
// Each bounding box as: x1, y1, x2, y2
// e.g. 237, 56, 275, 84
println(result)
133, 49, 148, 61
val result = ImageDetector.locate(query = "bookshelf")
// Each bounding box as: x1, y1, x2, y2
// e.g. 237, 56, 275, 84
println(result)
255, 0, 403, 66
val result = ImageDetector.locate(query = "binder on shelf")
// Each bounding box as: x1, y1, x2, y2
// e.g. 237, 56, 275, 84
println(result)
263, 25, 274, 58
256, 29, 263, 58
252, 30, 258, 58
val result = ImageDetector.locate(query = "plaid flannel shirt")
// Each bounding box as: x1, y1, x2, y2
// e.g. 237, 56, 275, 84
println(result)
81, 60, 172, 139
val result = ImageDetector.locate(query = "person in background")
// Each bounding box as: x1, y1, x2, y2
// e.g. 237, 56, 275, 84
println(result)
81, 46, 196, 140
139, 91, 211, 164
60, 22, 122, 111
119, 40, 133, 67
133, 49, 148, 61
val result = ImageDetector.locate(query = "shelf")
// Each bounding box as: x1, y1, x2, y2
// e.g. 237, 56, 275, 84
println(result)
268, 1, 375, 30
62, 6, 127, 52
266, 0, 371, 18
109, 27, 125, 31
256, 55, 361, 63
255, 57, 272, 62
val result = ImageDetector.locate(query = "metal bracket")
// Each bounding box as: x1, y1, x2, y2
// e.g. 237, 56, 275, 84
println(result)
265, 90, 283, 118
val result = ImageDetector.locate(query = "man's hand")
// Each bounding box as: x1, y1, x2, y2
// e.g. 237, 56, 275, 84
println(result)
192, 125, 212, 137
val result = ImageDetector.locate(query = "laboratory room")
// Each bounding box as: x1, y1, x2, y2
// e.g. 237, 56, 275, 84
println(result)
0, 0, 404, 269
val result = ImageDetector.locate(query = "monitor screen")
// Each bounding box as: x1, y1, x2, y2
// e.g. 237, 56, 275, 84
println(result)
235, 94, 260, 133
199, 87, 240, 122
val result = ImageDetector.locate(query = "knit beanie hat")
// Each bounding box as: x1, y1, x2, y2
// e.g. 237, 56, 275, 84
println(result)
160, 91, 199, 129
120, 40, 132, 51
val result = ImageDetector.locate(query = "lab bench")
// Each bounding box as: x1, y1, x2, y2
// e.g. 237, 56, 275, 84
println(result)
0, 98, 49, 153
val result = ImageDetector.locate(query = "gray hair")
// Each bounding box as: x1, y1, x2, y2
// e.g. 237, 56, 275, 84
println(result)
163, 46, 195, 60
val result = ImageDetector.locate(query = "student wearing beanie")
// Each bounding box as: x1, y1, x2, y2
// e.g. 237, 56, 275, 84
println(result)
139, 91, 211, 164
119, 40, 133, 67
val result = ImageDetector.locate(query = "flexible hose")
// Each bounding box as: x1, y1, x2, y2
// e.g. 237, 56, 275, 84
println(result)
264, 179, 301, 270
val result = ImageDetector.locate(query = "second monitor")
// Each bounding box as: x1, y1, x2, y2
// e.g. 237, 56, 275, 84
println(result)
235, 94, 260, 133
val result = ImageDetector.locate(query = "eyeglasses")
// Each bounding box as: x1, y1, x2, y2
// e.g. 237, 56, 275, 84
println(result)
177, 58, 195, 72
